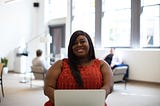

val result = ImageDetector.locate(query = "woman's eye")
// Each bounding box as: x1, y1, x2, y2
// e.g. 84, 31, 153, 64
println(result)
80, 40, 86, 44
73, 42, 78, 45
73, 40, 85, 45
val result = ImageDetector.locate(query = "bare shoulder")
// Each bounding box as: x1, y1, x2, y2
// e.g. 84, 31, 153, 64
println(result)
99, 59, 111, 70
44, 60, 63, 92
46, 60, 63, 75
99, 59, 109, 66
52, 59, 63, 67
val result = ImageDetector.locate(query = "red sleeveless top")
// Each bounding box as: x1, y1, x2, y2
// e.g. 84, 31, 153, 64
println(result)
44, 59, 107, 106
57, 58, 103, 89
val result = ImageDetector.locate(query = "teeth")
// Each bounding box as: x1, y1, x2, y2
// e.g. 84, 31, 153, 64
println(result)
77, 49, 83, 52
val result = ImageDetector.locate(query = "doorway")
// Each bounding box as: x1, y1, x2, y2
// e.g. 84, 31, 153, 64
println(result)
49, 24, 65, 56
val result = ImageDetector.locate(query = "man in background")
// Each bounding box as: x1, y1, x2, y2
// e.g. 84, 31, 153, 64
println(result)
104, 48, 123, 69
32, 49, 50, 73
104, 48, 129, 79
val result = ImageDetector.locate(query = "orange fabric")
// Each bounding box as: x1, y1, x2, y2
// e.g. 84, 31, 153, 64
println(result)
44, 59, 107, 106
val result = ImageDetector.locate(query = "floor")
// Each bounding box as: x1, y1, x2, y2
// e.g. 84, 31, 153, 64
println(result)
107, 81, 160, 106
0, 72, 160, 106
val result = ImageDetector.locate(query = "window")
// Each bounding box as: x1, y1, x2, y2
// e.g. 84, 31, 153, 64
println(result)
46, 0, 67, 20
101, 0, 131, 47
48, 0, 160, 49
72, 0, 95, 42
140, 0, 160, 47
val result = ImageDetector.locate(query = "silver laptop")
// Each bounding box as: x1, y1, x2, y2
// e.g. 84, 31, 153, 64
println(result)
54, 89, 106, 106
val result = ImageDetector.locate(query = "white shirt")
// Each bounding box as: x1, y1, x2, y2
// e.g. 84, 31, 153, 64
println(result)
111, 53, 123, 67
32, 56, 50, 72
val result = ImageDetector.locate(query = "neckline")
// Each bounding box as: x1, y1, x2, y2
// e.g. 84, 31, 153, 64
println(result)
78, 59, 96, 67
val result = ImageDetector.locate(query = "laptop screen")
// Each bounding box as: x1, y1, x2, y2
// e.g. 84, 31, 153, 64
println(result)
54, 89, 106, 106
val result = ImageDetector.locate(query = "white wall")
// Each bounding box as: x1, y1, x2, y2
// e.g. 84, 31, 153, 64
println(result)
0, 0, 32, 70
95, 48, 160, 83
0, 0, 48, 72
118, 49, 160, 83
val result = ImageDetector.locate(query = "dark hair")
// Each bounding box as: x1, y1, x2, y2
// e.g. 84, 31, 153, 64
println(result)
36, 49, 42, 57
68, 30, 96, 87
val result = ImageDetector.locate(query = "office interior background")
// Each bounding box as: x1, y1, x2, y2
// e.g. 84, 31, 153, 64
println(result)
0, 0, 160, 84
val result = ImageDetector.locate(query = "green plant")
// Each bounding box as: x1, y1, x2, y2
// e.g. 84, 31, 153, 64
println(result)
1, 57, 8, 67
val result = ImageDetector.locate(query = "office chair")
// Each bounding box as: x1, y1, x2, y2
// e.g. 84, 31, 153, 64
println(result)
30, 66, 45, 87
113, 66, 128, 89
0, 63, 5, 102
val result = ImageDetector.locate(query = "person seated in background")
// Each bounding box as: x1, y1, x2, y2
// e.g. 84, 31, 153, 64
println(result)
32, 49, 50, 73
43, 30, 113, 106
104, 48, 122, 69
104, 48, 129, 79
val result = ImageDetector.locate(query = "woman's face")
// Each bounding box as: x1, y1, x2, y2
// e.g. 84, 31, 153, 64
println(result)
72, 35, 90, 58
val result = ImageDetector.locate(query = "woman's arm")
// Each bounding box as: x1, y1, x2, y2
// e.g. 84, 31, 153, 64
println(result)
100, 60, 113, 98
44, 60, 62, 103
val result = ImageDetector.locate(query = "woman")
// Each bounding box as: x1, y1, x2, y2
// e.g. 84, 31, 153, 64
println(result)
44, 30, 113, 106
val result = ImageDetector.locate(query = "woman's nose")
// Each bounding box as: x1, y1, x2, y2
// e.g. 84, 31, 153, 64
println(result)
77, 42, 82, 46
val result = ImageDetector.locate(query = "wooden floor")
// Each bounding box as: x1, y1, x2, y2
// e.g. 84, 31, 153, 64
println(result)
0, 72, 160, 106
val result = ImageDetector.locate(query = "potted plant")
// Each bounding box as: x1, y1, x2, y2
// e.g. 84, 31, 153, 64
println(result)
1, 57, 8, 74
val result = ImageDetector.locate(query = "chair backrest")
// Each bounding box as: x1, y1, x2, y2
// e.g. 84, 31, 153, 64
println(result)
0, 63, 3, 76
31, 66, 45, 80
113, 66, 128, 82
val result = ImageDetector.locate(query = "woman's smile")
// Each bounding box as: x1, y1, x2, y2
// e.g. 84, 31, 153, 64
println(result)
75, 47, 85, 52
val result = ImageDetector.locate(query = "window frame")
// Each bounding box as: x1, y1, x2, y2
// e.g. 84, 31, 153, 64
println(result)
69, 0, 160, 49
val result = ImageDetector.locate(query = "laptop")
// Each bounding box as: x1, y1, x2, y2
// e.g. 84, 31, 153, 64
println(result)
54, 89, 106, 106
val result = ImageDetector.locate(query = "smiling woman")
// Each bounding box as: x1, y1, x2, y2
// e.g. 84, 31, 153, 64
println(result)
72, 35, 89, 58
43, 30, 113, 106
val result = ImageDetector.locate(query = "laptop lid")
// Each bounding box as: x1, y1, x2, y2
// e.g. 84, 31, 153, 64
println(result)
54, 89, 106, 106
